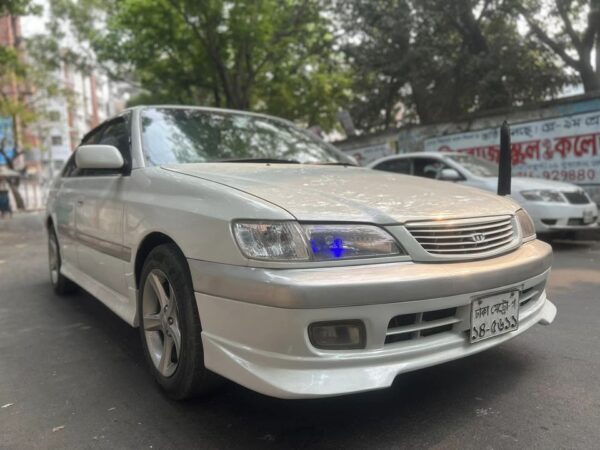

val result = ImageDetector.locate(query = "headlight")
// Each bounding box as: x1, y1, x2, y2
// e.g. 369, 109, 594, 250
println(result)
233, 221, 402, 261
232, 222, 310, 260
304, 224, 401, 260
520, 190, 565, 203
515, 209, 536, 240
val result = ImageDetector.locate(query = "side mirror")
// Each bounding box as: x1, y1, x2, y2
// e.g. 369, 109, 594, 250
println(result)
75, 145, 124, 170
439, 168, 462, 181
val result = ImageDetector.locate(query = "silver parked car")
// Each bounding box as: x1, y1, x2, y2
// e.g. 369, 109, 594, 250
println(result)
46, 106, 556, 399
368, 152, 598, 233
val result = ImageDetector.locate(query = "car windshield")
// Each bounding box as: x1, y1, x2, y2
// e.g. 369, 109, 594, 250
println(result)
140, 108, 351, 165
444, 153, 499, 177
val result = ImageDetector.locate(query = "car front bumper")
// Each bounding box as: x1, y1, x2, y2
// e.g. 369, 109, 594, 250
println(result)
522, 201, 598, 232
189, 240, 555, 399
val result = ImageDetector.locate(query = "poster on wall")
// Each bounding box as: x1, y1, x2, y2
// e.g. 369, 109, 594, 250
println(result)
0, 117, 15, 165
424, 110, 600, 185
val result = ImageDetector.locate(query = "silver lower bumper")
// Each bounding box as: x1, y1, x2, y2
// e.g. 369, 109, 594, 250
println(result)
189, 240, 555, 398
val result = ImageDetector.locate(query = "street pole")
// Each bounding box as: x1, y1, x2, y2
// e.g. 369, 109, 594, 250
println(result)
497, 121, 512, 196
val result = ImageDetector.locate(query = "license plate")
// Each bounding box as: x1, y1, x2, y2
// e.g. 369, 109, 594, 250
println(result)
470, 291, 519, 343
583, 210, 594, 224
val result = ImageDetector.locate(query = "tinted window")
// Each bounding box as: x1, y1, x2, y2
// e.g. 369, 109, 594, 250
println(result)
73, 118, 130, 177
413, 158, 450, 179
81, 125, 105, 146
97, 119, 130, 163
373, 158, 411, 174
61, 154, 78, 177
444, 154, 498, 177
141, 108, 350, 165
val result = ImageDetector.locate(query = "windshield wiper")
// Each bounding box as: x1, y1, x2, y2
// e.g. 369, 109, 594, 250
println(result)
309, 162, 358, 167
218, 158, 301, 164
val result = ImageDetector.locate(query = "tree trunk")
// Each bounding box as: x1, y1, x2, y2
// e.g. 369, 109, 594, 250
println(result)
580, 63, 600, 92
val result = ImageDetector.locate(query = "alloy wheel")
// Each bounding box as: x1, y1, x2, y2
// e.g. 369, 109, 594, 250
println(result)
48, 233, 59, 285
142, 269, 181, 377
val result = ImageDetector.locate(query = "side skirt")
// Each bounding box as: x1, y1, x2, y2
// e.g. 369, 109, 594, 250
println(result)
61, 261, 137, 326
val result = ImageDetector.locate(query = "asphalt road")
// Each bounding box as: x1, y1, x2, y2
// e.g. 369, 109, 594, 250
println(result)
1, 213, 599, 450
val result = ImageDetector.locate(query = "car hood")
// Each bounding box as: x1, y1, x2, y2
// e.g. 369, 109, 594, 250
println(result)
477, 176, 582, 193
164, 164, 519, 223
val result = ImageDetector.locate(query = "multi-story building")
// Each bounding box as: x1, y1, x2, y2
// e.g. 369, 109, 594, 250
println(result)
17, 15, 132, 176
34, 66, 130, 178
1, 13, 132, 208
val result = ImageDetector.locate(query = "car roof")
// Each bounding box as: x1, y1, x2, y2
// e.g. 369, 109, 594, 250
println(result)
124, 104, 294, 125
84, 104, 308, 146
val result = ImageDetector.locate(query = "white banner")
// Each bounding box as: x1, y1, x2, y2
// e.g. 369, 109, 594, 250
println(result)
343, 143, 395, 166
424, 110, 600, 184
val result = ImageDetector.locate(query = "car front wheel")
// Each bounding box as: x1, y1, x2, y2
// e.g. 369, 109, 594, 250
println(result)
138, 243, 221, 399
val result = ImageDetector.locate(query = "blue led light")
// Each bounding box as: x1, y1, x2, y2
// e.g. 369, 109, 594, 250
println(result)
310, 236, 347, 259
310, 240, 319, 254
329, 238, 345, 258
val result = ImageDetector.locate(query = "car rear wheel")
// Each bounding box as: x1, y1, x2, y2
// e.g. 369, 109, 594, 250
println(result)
138, 243, 221, 399
48, 226, 77, 295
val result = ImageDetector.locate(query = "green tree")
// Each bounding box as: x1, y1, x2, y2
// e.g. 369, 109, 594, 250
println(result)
514, 0, 600, 92
0, 0, 39, 15
337, 0, 571, 130
47, 0, 350, 131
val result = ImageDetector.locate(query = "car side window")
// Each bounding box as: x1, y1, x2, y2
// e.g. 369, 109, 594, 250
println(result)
413, 158, 450, 179
76, 117, 131, 177
373, 158, 412, 174
81, 124, 105, 146
62, 125, 106, 178
96, 119, 131, 164
61, 154, 78, 178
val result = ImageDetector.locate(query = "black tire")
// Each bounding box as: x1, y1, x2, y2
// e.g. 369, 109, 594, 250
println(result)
48, 226, 78, 295
138, 243, 221, 400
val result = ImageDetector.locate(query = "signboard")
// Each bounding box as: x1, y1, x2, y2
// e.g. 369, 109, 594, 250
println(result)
343, 142, 396, 166
424, 110, 600, 185
0, 117, 15, 165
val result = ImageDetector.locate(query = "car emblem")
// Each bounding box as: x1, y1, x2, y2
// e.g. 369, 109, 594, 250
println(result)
471, 233, 486, 243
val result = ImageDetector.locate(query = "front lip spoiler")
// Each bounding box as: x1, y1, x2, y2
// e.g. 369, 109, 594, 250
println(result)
199, 296, 557, 399
188, 240, 552, 309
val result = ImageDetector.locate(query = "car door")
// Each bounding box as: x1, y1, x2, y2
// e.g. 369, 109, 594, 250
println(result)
52, 155, 82, 270
74, 116, 131, 299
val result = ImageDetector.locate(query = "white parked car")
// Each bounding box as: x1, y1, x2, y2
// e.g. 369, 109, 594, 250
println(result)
46, 106, 556, 399
368, 152, 598, 234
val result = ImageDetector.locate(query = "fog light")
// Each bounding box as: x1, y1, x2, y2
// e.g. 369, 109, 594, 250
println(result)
308, 320, 366, 350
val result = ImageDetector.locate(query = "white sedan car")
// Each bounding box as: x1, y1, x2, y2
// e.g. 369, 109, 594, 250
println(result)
368, 152, 598, 234
46, 106, 556, 399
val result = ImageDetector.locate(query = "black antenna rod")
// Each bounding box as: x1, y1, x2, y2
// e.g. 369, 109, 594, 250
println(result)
497, 121, 512, 196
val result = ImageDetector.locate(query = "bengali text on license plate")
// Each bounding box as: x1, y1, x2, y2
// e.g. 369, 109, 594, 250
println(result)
470, 291, 519, 343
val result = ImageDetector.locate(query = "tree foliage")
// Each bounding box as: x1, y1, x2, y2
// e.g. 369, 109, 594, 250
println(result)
0, 0, 40, 15
30, 0, 596, 134
337, 0, 571, 130
513, 0, 600, 92
47, 0, 351, 130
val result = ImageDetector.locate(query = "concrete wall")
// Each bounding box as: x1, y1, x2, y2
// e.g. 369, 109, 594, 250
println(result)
334, 92, 600, 204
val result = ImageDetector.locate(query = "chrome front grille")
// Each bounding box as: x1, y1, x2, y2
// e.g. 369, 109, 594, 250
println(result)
406, 216, 516, 256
